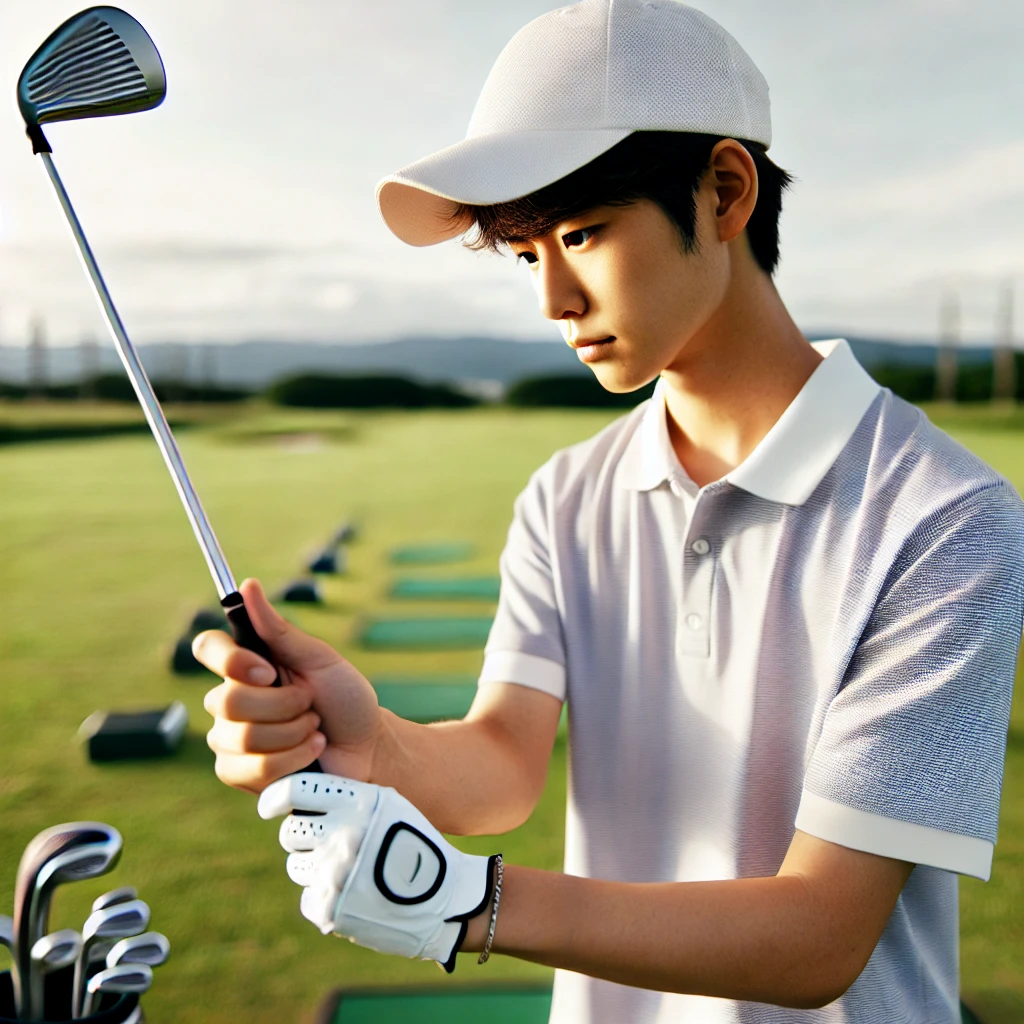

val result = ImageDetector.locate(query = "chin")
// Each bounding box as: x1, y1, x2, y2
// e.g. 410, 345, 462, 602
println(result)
590, 364, 659, 397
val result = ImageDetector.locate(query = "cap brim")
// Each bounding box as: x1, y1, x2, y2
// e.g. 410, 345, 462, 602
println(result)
376, 128, 632, 246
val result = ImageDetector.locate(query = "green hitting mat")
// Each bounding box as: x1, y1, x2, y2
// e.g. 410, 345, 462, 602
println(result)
319, 985, 553, 1024
320, 988, 985, 1024
358, 617, 493, 650
390, 577, 500, 601
372, 682, 477, 722
390, 543, 475, 565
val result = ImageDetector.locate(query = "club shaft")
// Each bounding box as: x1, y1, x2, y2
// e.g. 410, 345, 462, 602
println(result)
38, 151, 237, 599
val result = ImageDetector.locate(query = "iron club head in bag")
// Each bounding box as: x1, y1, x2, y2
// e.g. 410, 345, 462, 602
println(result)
91, 887, 138, 914
81, 963, 152, 1020
29, 928, 83, 1018
73, 900, 150, 1018
16, 6, 320, 778
106, 932, 169, 970
11, 822, 122, 1020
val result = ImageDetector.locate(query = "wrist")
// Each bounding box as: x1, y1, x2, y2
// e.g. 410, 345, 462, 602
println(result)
461, 857, 500, 953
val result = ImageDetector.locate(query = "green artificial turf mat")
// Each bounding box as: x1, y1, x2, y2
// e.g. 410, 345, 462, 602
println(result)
390, 577, 500, 601
325, 986, 553, 1024
358, 617, 494, 649
389, 543, 475, 565
372, 683, 477, 722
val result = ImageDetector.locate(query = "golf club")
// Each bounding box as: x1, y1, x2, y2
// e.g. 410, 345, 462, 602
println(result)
73, 899, 150, 1018
106, 932, 169, 970
80, 963, 152, 1020
16, 6, 320, 776
0, 914, 11, 956
30, 928, 83, 1018
12, 822, 122, 1020
91, 887, 137, 914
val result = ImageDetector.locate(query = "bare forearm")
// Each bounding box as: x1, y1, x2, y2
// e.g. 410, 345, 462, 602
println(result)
463, 864, 888, 1008
367, 709, 546, 835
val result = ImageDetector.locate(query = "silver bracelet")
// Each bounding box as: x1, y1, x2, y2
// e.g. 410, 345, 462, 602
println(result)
477, 854, 503, 964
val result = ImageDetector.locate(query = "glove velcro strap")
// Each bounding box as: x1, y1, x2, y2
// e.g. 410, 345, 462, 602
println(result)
437, 852, 501, 974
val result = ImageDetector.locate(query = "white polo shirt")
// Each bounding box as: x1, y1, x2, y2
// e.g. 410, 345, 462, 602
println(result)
480, 339, 1024, 1024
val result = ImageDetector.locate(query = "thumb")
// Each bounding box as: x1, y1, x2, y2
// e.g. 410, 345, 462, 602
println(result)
239, 577, 341, 675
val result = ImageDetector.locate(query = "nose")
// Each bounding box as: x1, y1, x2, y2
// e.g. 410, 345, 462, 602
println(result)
532, 250, 586, 324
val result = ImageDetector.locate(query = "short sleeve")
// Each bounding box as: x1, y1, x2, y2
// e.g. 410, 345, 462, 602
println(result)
796, 483, 1024, 880
479, 466, 567, 701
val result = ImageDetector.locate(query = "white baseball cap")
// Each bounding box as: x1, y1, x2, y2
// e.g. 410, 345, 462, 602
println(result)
376, 0, 771, 247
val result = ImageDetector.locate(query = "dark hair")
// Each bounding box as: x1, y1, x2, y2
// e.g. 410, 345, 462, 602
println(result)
452, 130, 793, 275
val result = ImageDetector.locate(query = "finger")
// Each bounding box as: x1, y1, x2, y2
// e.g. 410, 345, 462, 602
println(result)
213, 734, 326, 794
300, 882, 338, 935
207, 712, 321, 756
204, 677, 313, 724
257, 772, 379, 821
239, 578, 346, 674
192, 629, 275, 685
285, 852, 316, 888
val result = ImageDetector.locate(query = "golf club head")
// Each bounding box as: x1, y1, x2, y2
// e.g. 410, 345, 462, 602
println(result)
12, 822, 121, 1018
31, 929, 82, 972
0, 915, 11, 952
83, 900, 150, 946
83, 962, 152, 1018
17, 6, 165, 132
75, 899, 150, 1014
92, 885, 138, 913
107, 931, 169, 969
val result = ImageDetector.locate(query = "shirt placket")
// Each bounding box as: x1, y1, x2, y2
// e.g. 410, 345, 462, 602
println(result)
676, 481, 719, 659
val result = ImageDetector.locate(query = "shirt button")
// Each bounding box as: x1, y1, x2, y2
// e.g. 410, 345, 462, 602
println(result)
686, 613, 703, 631
691, 538, 710, 555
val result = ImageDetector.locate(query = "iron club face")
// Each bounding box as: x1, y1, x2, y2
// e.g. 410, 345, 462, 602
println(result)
17, 6, 165, 132
106, 932, 169, 970
92, 886, 138, 913
12, 822, 121, 1020
82, 962, 152, 1020
30, 928, 83, 1016
74, 899, 150, 1018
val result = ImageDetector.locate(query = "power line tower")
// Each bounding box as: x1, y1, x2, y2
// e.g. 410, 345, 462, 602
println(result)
935, 291, 959, 403
992, 281, 1016, 404
27, 314, 48, 400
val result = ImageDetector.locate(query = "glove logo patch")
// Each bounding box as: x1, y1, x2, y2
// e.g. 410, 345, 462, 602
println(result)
374, 822, 447, 905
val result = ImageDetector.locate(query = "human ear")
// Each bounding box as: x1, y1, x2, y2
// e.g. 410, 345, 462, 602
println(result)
707, 139, 758, 244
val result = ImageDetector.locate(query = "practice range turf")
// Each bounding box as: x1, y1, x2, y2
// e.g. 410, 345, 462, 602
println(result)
0, 401, 1022, 1023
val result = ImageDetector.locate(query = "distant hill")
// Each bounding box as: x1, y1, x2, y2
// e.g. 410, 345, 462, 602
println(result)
0, 334, 998, 390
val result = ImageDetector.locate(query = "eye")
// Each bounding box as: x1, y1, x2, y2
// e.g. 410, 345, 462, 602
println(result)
515, 250, 538, 265
562, 227, 596, 249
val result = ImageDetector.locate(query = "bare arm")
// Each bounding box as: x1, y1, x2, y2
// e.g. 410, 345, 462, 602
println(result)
196, 578, 561, 835
461, 831, 914, 1009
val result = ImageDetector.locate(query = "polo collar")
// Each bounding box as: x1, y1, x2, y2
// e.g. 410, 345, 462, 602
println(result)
621, 339, 882, 506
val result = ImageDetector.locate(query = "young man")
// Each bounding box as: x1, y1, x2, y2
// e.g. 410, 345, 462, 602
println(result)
195, 2, 1024, 1021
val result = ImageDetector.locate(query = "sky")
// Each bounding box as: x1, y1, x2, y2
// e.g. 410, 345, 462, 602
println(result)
0, 0, 1022, 349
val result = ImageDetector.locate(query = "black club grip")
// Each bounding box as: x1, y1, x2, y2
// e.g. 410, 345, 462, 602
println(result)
221, 590, 322, 774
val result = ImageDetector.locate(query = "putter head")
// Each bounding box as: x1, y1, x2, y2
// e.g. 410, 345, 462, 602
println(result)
17, 6, 165, 130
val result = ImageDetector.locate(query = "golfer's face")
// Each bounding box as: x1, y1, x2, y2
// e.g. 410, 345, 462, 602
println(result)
510, 196, 728, 393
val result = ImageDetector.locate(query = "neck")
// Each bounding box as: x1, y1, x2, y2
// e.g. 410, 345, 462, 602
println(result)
660, 255, 822, 489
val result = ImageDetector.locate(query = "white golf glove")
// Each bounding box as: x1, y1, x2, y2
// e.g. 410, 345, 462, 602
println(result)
257, 773, 498, 973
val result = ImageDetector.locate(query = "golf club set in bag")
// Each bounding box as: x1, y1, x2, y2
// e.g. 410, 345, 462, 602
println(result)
0, 823, 167, 1022
6, 4, 318, 1019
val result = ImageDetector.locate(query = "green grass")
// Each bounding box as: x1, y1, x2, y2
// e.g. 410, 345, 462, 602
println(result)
0, 401, 1021, 1022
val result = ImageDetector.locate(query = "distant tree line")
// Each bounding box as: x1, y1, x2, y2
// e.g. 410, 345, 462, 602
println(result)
3, 358, 1024, 408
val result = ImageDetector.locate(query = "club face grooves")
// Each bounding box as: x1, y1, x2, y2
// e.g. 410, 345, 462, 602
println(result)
17, 6, 166, 126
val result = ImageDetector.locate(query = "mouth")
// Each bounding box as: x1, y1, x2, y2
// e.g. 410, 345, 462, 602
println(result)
571, 336, 616, 363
